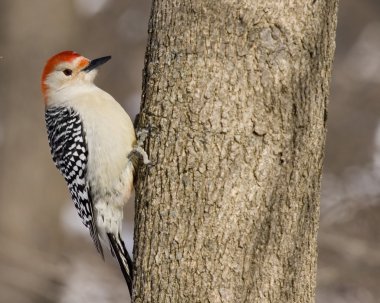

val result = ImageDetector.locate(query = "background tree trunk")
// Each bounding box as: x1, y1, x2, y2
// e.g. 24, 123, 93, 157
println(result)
134, 0, 338, 302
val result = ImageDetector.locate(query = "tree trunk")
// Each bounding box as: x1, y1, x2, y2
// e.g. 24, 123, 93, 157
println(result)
134, 1, 338, 302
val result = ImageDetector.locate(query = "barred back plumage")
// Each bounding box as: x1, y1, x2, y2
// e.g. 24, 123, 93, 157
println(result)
45, 106, 103, 257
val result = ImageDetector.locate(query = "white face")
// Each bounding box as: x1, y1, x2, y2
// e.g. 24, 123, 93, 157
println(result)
44, 57, 97, 95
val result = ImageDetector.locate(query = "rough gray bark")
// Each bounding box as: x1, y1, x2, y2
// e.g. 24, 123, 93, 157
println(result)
134, 1, 338, 302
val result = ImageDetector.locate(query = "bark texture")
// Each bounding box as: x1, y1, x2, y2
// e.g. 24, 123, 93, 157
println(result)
134, 1, 338, 302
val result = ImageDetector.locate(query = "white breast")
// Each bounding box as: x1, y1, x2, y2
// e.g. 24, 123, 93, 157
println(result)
51, 84, 136, 196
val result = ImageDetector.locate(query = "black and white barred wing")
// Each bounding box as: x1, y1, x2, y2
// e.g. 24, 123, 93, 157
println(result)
45, 107, 103, 257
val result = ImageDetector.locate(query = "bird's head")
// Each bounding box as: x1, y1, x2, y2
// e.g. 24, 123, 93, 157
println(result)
41, 50, 111, 102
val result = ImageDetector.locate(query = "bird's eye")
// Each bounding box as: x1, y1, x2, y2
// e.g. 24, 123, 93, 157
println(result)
63, 69, 72, 76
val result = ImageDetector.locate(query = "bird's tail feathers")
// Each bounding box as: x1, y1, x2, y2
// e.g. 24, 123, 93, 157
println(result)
107, 233, 134, 295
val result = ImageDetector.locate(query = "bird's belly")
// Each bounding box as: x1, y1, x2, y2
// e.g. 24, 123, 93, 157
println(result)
85, 121, 134, 199
84, 119, 135, 237
91, 157, 134, 237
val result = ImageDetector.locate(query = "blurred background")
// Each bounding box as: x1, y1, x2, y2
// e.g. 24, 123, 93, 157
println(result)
0, 0, 379, 302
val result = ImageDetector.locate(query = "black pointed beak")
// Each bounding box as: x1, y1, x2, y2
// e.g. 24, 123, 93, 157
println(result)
82, 56, 111, 72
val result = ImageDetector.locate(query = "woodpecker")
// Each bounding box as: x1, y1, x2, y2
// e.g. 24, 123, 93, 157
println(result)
41, 51, 148, 295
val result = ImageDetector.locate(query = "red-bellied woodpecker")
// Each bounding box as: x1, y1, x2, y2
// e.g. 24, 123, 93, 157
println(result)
41, 51, 149, 295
